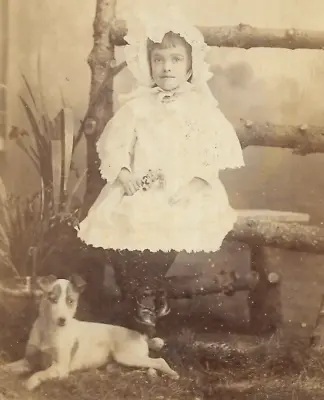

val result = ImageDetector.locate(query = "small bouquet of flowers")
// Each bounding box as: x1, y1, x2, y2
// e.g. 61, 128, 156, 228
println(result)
90, 168, 166, 223
140, 169, 165, 191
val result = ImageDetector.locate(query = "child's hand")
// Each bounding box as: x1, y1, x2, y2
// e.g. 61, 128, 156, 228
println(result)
169, 178, 209, 206
117, 168, 142, 196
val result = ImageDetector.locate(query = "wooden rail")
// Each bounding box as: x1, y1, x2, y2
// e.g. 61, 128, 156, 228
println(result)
110, 19, 324, 50
230, 216, 324, 255
237, 120, 324, 156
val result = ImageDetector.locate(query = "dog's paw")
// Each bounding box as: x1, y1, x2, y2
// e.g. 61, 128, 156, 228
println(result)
147, 368, 158, 379
0, 365, 9, 374
169, 371, 180, 380
24, 375, 41, 391
105, 364, 116, 374
148, 337, 165, 351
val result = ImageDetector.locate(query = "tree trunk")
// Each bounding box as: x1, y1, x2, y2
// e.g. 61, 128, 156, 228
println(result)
111, 19, 324, 50
81, 0, 117, 217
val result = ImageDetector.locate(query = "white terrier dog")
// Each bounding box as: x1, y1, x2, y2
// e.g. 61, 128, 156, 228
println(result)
1, 274, 179, 391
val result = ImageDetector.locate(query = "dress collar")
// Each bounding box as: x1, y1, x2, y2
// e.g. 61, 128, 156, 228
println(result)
151, 82, 194, 103
118, 82, 195, 105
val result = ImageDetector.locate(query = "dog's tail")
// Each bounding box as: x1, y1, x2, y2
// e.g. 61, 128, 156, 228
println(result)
148, 337, 165, 351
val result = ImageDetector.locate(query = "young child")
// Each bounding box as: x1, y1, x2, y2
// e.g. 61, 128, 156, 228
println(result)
77, 6, 245, 324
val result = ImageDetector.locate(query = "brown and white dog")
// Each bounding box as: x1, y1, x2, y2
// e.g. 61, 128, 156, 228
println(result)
1, 275, 179, 391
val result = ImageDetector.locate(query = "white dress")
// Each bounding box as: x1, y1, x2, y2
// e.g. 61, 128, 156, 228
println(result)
77, 88, 245, 252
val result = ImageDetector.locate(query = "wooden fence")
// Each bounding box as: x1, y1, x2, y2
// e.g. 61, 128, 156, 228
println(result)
80, 0, 324, 333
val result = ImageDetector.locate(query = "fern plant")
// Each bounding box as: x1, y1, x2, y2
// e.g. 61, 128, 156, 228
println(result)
0, 192, 55, 278
2, 74, 87, 278
10, 74, 86, 219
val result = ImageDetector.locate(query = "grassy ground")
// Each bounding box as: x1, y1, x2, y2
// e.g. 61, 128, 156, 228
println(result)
1, 295, 324, 399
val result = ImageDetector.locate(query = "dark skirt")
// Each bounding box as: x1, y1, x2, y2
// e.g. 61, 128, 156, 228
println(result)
107, 249, 177, 298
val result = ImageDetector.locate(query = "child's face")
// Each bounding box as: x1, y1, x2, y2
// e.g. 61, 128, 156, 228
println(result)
150, 44, 192, 91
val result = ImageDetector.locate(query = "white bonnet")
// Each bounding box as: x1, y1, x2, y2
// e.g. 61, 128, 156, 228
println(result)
123, 1, 213, 90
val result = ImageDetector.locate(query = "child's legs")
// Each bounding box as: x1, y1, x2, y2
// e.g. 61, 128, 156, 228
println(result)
106, 249, 177, 331
107, 249, 177, 298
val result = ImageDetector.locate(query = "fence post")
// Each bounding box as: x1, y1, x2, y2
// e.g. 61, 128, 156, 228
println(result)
248, 246, 283, 333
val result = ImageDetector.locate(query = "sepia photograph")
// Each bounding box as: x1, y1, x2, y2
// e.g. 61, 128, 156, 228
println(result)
1, 0, 324, 398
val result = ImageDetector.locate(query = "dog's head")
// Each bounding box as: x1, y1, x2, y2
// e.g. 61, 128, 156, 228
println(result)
37, 274, 86, 327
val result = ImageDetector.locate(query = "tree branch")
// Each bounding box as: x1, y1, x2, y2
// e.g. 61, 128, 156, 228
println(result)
111, 19, 324, 50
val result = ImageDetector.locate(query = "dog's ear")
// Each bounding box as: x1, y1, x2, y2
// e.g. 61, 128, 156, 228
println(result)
69, 274, 87, 293
36, 275, 57, 292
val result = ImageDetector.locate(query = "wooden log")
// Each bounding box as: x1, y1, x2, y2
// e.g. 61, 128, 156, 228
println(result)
228, 217, 324, 255
237, 120, 324, 156
248, 246, 282, 333
236, 209, 310, 223
163, 270, 261, 299
81, 0, 118, 217
111, 19, 324, 50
